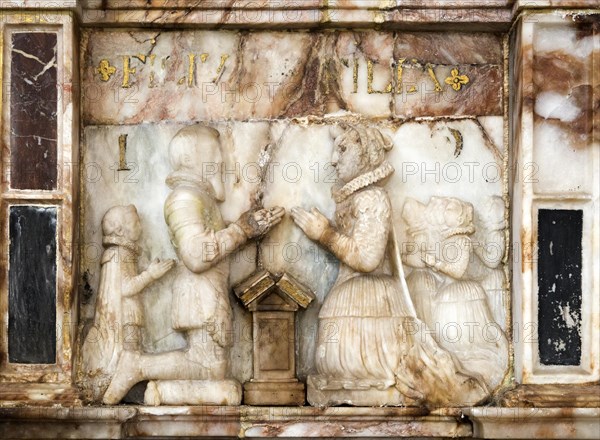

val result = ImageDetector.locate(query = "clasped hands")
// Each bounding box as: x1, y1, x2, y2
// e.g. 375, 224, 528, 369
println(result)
290, 206, 330, 242
236, 205, 330, 242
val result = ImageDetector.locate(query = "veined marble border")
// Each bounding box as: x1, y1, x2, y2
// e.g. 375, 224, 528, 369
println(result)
1, 1, 597, 30
0, 405, 599, 439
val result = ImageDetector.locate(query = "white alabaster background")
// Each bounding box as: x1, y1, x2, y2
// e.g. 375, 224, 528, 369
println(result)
81, 116, 504, 382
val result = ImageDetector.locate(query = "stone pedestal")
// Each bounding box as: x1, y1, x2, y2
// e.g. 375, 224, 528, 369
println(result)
244, 381, 305, 406
306, 376, 409, 408
234, 271, 314, 406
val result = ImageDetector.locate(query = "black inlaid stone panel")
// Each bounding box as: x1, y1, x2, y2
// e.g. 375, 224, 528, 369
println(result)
10, 32, 58, 190
537, 209, 583, 366
8, 206, 57, 364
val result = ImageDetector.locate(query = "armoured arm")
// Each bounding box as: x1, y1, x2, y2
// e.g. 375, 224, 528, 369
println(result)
172, 222, 248, 274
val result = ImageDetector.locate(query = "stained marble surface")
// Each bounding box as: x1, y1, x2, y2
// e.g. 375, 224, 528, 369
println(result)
10, 32, 58, 190
510, 13, 599, 386
78, 1, 514, 30
0, 12, 79, 387
81, 30, 503, 123
0, 0, 598, 439
8, 206, 57, 364
78, 24, 511, 404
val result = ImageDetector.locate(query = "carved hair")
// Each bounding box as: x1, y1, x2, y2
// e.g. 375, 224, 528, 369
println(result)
168, 124, 221, 171
417, 196, 475, 237
102, 205, 137, 237
480, 196, 506, 229
334, 124, 393, 171
402, 198, 427, 232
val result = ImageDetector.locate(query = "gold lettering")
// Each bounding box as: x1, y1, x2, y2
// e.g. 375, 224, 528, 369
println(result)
406, 59, 419, 94
118, 134, 130, 171
367, 60, 391, 94
444, 68, 470, 91
426, 63, 443, 92
188, 54, 196, 87
148, 55, 157, 87
161, 56, 169, 70
122, 56, 136, 88
105, 52, 471, 95
96, 59, 117, 82
396, 58, 405, 94
213, 54, 229, 83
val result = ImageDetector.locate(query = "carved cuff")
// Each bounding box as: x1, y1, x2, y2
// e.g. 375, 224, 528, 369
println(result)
229, 222, 248, 240
319, 225, 338, 250
235, 212, 259, 239
143, 269, 157, 283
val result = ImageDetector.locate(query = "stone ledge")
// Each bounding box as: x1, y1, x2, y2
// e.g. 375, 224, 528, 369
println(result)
464, 408, 600, 440
3, 1, 596, 30
0, 0, 77, 8
1, 405, 599, 438
76, 7, 514, 30
499, 384, 600, 408
0, 405, 466, 439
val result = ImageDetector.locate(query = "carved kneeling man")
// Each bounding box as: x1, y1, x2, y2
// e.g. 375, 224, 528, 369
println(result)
80, 205, 175, 403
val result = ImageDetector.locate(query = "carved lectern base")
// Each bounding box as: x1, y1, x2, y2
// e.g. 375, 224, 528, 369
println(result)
143, 380, 242, 406
306, 376, 416, 407
243, 380, 305, 406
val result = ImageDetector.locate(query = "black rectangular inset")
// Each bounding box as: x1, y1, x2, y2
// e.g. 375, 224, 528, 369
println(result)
10, 32, 58, 190
8, 206, 57, 364
537, 209, 583, 366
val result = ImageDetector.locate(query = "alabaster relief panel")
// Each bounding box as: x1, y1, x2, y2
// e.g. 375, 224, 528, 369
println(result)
79, 117, 507, 404
79, 27, 508, 407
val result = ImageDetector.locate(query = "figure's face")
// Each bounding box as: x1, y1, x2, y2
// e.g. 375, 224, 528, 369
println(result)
426, 197, 447, 226
332, 129, 363, 184
482, 197, 504, 226
403, 198, 426, 227
123, 206, 142, 241
443, 200, 464, 229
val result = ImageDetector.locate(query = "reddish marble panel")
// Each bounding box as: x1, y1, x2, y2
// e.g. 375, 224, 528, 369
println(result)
10, 32, 58, 190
